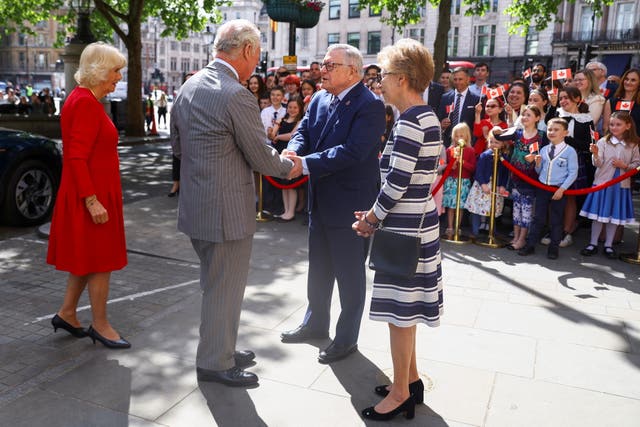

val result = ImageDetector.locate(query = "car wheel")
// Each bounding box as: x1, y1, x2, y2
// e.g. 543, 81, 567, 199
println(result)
2, 159, 57, 226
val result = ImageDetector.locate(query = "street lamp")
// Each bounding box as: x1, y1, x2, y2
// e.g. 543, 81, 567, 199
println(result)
69, 0, 96, 44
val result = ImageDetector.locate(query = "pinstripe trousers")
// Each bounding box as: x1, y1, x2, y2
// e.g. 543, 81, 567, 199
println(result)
191, 236, 253, 371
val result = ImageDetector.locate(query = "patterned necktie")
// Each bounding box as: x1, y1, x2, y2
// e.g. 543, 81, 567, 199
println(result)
328, 96, 340, 116
549, 145, 555, 160
451, 92, 462, 126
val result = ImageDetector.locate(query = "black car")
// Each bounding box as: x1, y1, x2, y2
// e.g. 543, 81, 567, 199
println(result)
0, 127, 62, 226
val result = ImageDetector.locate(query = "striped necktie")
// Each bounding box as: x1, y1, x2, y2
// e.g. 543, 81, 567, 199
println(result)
328, 96, 340, 116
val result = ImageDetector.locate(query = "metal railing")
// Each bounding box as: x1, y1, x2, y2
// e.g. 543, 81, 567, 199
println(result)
553, 27, 640, 44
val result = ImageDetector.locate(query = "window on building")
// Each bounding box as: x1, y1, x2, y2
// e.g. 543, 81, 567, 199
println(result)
367, 31, 381, 55
349, 0, 360, 18
525, 28, 539, 55
181, 42, 190, 52
407, 28, 425, 44
160, 59, 165, 69
19, 52, 25, 68
451, 0, 461, 15
171, 41, 178, 51
170, 57, 177, 71
193, 44, 200, 53
301, 28, 310, 48
347, 32, 360, 49
181, 58, 190, 72
329, 0, 340, 19
369, 6, 381, 16
616, 2, 635, 38
579, 6, 595, 41
35, 20, 47, 30
36, 52, 47, 70
474, 25, 495, 56
447, 27, 459, 57
328, 32, 340, 46
159, 42, 165, 55
490, 0, 498, 13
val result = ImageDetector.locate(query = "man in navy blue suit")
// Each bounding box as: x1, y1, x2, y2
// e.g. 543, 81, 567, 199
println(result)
281, 44, 386, 364
436, 67, 480, 147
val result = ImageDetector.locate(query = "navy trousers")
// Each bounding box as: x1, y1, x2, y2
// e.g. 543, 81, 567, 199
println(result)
527, 187, 567, 250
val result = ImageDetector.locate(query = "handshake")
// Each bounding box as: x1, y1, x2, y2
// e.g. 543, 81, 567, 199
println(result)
282, 149, 304, 180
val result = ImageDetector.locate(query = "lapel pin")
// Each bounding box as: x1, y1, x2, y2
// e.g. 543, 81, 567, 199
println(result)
345, 100, 351, 106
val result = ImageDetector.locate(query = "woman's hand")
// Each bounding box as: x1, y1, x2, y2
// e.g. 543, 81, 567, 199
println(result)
87, 199, 109, 224
352, 211, 375, 238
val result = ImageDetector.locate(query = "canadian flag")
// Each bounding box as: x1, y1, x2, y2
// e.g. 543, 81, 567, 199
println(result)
528, 142, 539, 153
446, 103, 454, 114
481, 86, 488, 97
590, 128, 599, 141
523, 68, 532, 79
616, 101, 634, 111
552, 68, 572, 80
600, 88, 610, 97
487, 86, 504, 100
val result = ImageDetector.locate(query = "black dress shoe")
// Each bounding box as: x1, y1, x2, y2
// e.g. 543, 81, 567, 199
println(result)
51, 314, 87, 338
234, 350, 255, 368
374, 379, 425, 404
167, 190, 179, 198
517, 246, 535, 256
87, 326, 131, 349
196, 366, 258, 387
361, 395, 416, 421
318, 342, 358, 364
547, 247, 559, 260
281, 325, 329, 343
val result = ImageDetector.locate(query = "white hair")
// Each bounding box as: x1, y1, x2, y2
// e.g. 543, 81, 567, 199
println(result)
327, 44, 363, 77
213, 19, 260, 59
75, 42, 126, 87
587, 61, 607, 75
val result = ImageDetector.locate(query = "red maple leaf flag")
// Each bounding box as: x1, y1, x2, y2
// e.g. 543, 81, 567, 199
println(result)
590, 128, 599, 141
523, 68, 532, 79
615, 101, 634, 111
552, 68, 572, 80
446, 103, 454, 114
529, 142, 539, 153
487, 87, 504, 100
481, 86, 488, 97
600, 88, 610, 97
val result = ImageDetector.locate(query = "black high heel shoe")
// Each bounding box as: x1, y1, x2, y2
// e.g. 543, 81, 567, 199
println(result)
374, 378, 425, 404
87, 326, 131, 349
51, 314, 87, 338
361, 396, 416, 421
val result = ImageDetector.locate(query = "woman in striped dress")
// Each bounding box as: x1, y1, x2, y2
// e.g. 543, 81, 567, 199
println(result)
353, 38, 443, 421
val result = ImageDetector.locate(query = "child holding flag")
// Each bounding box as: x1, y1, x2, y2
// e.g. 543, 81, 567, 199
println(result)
579, 111, 640, 258
473, 97, 507, 157
518, 118, 578, 259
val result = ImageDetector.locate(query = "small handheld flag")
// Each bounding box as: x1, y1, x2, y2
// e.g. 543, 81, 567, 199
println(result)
487, 86, 504, 100
528, 142, 539, 154
615, 101, 634, 111
523, 68, 532, 79
551, 68, 572, 80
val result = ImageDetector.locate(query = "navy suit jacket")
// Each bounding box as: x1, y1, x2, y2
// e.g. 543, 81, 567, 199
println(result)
288, 83, 386, 227
437, 89, 480, 146
425, 81, 445, 112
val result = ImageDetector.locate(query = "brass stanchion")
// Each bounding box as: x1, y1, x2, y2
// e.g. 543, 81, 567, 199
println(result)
442, 139, 470, 244
475, 147, 506, 248
256, 173, 272, 222
620, 225, 640, 264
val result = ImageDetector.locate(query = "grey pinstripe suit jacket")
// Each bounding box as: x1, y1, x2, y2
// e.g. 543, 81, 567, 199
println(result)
170, 61, 293, 243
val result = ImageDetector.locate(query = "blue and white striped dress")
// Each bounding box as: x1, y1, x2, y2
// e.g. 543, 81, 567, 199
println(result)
370, 105, 444, 328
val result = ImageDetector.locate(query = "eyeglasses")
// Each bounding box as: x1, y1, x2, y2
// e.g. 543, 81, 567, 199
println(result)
375, 71, 399, 83
320, 62, 350, 72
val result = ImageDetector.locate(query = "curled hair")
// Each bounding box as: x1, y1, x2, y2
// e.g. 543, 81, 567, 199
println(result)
74, 42, 126, 88
213, 19, 260, 59
377, 38, 434, 93
326, 44, 364, 77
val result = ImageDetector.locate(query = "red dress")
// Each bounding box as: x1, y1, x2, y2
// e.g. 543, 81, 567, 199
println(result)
47, 87, 127, 275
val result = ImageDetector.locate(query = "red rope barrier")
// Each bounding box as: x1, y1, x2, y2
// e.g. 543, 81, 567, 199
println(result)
431, 159, 455, 195
264, 175, 309, 189
500, 157, 640, 195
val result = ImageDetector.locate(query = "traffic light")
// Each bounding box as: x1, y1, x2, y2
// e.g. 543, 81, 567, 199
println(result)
585, 44, 598, 64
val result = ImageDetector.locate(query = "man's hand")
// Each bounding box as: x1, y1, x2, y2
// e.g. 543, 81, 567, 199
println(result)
287, 156, 303, 180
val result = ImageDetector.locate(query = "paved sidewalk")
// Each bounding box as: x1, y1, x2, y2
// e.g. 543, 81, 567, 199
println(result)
0, 194, 639, 426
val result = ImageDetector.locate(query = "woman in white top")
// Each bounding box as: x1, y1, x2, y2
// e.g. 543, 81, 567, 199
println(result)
574, 68, 605, 126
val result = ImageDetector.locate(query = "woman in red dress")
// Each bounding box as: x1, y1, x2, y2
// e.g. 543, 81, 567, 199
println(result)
47, 42, 130, 349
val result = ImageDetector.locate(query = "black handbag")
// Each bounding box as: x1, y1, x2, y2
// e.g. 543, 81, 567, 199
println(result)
368, 228, 420, 278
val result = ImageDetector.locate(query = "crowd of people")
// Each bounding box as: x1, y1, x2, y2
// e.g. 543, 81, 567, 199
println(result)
0, 83, 59, 116
45, 19, 639, 423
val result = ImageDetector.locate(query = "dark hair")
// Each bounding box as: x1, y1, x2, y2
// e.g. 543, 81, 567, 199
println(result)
528, 88, 550, 112
506, 81, 530, 107
310, 61, 320, 68
608, 111, 640, 146
524, 105, 542, 122
365, 64, 381, 74
475, 62, 490, 72
270, 85, 285, 96
301, 79, 317, 94
559, 86, 589, 114
248, 74, 266, 97
548, 117, 568, 130
533, 63, 546, 72
614, 68, 640, 103
285, 96, 305, 122
452, 66, 469, 76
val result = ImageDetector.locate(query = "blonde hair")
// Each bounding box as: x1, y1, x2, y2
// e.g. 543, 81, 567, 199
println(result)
377, 38, 434, 93
451, 123, 472, 147
74, 42, 126, 88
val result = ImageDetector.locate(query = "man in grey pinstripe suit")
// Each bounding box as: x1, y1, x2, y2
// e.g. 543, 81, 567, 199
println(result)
170, 20, 299, 387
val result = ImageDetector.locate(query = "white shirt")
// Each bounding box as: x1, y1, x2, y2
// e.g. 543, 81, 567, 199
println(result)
260, 105, 286, 144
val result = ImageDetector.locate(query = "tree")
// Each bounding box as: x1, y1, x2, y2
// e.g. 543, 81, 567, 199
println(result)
358, 0, 613, 79
0, 0, 229, 136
